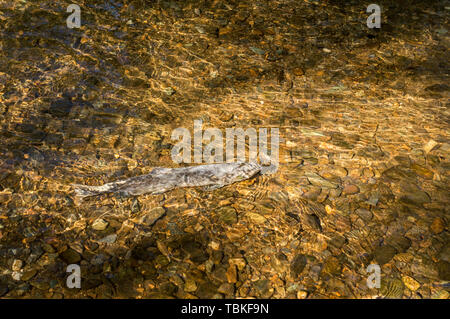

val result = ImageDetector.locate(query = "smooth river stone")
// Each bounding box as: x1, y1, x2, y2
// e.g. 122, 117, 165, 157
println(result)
290, 254, 307, 277
343, 184, 360, 195
245, 212, 267, 224
355, 208, 373, 222
430, 217, 445, 234
374, 245, 397, 265
401, 275, 420, 291
92, 218, 109, 231
305, 172, 338, 189
380, 278, 404, 299
217, 206, 238, 224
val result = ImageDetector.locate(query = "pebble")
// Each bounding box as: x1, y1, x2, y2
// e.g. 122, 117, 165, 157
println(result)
325, 205, 334, 215
309, 264, 322, 281
343, 184, 360, 195
321, 257, 342, 277
245, 212, 267, 224
292, 67, 304, 76
362, 167, 374, 178
183, 241, 208, 264
254, 279, 270, 296
437, 261, 450, 281
226, 227, 249, 241
98, 234, 117, 244
411, 258, 439, 279
184, 278, 197, 293
328, 166, 348, 178
400, 189, 431, 206
439, 244, 450, 263
12, 272, 22, 281
290, 254, 307, 277
374, 245, 397, 265
30, 278, 50, 290
140, 207, 166, 226
226, 265, 237, 283
21, 269, 37, 281
217, 283, 234, 295
211, 266, 228, 283
423, 139, 438, 153
91, 253, 108, 265
59, 248, 81, 264
329, 188, 342, 198
297, 290, 308, 299
386, 235, 411, 253
366, 193, 379, 206
48, 98, 72, 117
163, 87, 175, 96
332, 213, 352, 233
355, 208, 373, 222
305, 172, 338, 189
380, 278, 404, 299
302, 187, 321, 200
229, 258, 247, 271
12, 259, 23, 271
217, 206, 237, 224
410, 164, 434, 179
209, 241, 220, 250
430, 217, 445, 234
196, 282, 219, 299
41, 243, 55, 253
401, 275, 420, 291
92, 218, 109, 231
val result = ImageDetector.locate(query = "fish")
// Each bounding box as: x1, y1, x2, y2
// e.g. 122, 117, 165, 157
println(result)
72, 161, 266, 199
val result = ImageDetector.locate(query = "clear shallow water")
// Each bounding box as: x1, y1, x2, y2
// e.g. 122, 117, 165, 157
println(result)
0, 0, 448, 299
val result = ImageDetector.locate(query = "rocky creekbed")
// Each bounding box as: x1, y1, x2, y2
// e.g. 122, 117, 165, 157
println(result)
0, 0, 449, 298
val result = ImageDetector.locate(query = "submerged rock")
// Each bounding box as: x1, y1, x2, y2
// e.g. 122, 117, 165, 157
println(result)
374, 245, 397, 265
92, 218, 109, 231
305, 172, 338, 189
59, 248, 81, 264
380, 278, 404, 299
291, 254, 307, 277
98, 234, 117, 244
140, 207, 166, 226
217, 206, 237, 224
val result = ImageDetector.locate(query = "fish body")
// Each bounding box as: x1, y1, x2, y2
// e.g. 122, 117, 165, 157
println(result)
73, 161, 263, 199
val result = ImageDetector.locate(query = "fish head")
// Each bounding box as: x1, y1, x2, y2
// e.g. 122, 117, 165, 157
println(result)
231, 161, 262, 181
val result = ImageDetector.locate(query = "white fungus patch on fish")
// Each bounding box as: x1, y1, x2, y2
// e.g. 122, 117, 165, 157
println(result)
72, 161, 267, 199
